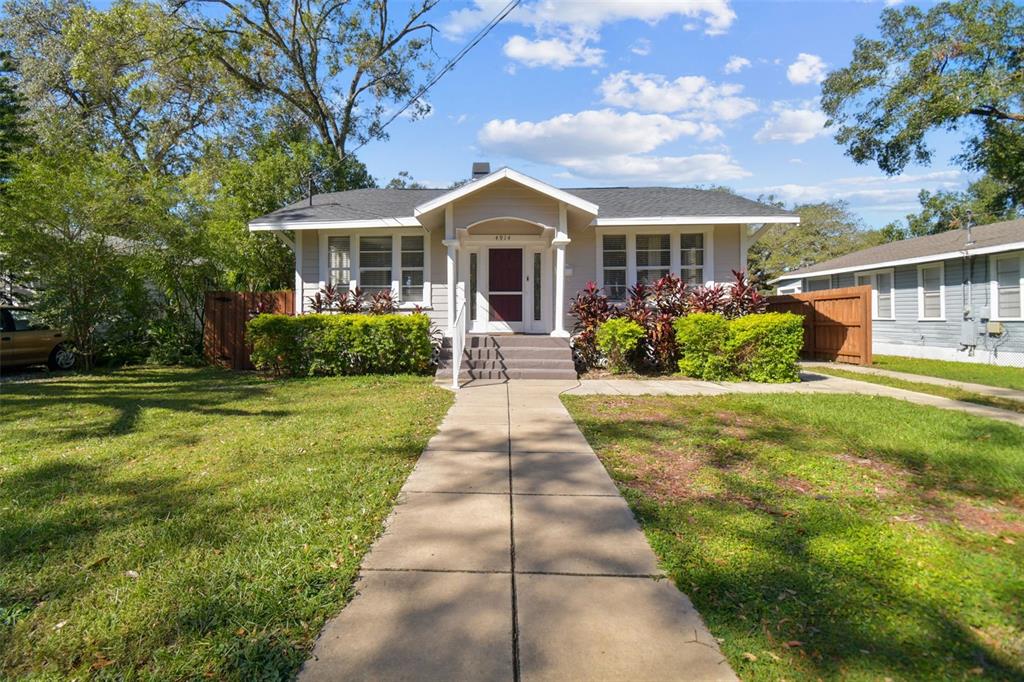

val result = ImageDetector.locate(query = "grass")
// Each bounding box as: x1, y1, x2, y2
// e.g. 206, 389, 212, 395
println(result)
813, 366, 1024, 415
0, 367, 453, 680
563, 393, 1024, 681
873, 354, 1024, 391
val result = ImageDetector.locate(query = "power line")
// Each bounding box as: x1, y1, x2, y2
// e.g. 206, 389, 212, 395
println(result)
347, 0, 521, 157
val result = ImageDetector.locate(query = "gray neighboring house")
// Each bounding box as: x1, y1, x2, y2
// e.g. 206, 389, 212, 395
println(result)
772, 219, 1024, 366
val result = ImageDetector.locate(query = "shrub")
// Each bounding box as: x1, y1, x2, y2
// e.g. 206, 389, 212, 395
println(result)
674, 313, 732, 380
569, 281, 614, 369
674, 311, 804, 382
725, 312, 804, 382
596, 318, 646, 374
247, 313, 433, 376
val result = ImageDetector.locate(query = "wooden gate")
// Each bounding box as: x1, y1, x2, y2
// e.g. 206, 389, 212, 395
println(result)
203, 291, 294, 370
767, 285, 872, 365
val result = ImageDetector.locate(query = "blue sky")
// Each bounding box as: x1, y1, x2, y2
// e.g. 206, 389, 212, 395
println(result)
357, 0, 973, 228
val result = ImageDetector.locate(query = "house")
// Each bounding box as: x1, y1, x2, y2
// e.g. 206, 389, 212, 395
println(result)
772, 219, 1024, 366
249, 163, 798, 344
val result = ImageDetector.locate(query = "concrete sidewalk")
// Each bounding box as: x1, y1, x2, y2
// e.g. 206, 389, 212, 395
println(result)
299, 381, 737, 682
567, 372, 1024, 427
802, 361, 1024, 401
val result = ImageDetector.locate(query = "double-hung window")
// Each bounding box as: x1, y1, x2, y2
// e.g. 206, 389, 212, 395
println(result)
917, 263, 944, 320
679, 233, 704, 285
400, 236, 425, 302
358, 236, 393, 297
327, 236, 351, 287
857, 270, 894, 319
635, 234, 671, 285
601, 235, 627, 301
993, 252, 1023, 319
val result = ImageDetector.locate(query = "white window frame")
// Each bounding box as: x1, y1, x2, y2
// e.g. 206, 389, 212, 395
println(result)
595, 226, 715, 298
319, 228, 431, 308
599, 233, 628, 301
916, 262, 945, 321
990, 251, 1024, 321
634, 233, 672, 286
806, 275, 832, 292
855, 268, 896, 321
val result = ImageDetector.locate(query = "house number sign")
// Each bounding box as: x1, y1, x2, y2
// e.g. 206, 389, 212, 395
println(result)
494, 235, 512, 241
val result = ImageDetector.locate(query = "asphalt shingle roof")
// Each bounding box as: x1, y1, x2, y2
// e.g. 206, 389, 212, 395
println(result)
250, 186, 795, 224
777, 219, 1024, 280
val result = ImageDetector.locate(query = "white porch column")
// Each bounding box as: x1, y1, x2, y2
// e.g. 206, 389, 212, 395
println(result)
444, 205, 457, 335
551, 202, 570, 337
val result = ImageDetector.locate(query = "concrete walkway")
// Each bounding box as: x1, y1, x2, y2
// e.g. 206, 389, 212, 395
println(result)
802, 361, 1024, 402
299, 381, 737, 682
567, 372, 1024, 427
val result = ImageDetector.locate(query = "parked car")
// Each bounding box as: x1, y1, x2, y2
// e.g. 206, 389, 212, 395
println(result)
0, 306, 76, 370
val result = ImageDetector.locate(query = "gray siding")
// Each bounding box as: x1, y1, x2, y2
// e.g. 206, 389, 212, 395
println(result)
796, 255, 1024, 355
299, 231, 320, 311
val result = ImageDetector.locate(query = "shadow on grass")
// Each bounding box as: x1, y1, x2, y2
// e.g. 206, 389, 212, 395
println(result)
568, 399, 1024, 680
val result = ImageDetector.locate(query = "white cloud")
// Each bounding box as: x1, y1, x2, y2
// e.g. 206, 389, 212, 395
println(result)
630, 38, 652, 56
723, 56, 751, 74
755, 170, 964, 208
786, 53, 827, 85
445, 0, 736, 38
599, 71, 757, 121
560, 154, 750, 183
754, 105, 828, 144
503, 34, 604, 69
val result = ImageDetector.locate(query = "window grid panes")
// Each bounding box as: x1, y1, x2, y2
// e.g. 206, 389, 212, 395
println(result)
858, 272, 894, 319
679, 233, 704, 285
996, 255, 1022, 318
400, 235, 424, 302
602, 235, 627, 301
920, 266, 942, 319
328, 236, 351, 287
359, 236, 393, 297
635, 234, 670, 285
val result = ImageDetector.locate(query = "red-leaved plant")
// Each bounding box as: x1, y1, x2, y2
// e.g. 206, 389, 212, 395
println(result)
688, 283, 727, 314
723, 269, 767, 319
568, 281, 613, 369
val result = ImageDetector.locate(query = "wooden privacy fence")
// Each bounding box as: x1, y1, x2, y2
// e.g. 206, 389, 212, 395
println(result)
767, 285, 872, 365
204, 291, 294, 370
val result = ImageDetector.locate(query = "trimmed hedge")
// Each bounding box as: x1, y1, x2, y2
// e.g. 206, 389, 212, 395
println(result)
674, 312, 804, 383
596, 318, 645, 373
247, 313, 433, 376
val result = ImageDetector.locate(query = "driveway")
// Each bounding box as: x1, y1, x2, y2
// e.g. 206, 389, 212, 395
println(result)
299, 380, 737, 682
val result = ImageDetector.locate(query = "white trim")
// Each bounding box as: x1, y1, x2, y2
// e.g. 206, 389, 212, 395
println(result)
771, 240, 1024, 284
592, 215, 799, 226
317, 228, 431, 308
250, 216, 421, 231
855, 268, 896, 321
916, 262, 946, 321
414, 167, 598, 217
990, 251, 1024, 321
874, 341, 1024, 368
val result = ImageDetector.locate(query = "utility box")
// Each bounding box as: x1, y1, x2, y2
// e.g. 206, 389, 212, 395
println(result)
960, 318, 979, 347
986, 320, 1005, 335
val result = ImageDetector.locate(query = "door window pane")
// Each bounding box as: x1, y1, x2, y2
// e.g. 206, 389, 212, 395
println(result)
533, 252, 541, 321
469, 252, 478, 320
602, 235, 627, 301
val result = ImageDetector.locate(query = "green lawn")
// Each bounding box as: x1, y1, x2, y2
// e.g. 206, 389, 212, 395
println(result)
563, 393, 1024, 681
0, 367, 452, 680
874, 354, 1024, 391
813, 366, 1024, 415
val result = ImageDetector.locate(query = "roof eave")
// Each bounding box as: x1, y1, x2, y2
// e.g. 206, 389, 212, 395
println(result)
248, 216, 422, 232
592, 215, 800, 226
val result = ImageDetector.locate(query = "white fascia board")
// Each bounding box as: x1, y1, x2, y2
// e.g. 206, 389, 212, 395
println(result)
413, 167, 599, 217
248, 216, 421, 232
591, 215, 801, 227
768, 240, 1024, 284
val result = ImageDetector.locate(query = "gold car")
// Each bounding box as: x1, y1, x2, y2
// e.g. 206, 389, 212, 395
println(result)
0, 306, 77, 370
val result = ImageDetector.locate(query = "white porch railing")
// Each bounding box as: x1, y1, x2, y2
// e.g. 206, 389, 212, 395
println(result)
451, 300, 467, 390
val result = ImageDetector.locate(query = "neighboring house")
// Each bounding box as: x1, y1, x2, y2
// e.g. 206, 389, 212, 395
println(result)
772, 219, 1024, 366
249, 163, 798, 338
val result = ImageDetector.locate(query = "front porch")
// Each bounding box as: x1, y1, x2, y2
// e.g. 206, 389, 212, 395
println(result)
435, 333, 577, 383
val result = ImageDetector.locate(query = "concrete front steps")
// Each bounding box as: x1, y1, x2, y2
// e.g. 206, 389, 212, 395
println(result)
435, 334, 577, 382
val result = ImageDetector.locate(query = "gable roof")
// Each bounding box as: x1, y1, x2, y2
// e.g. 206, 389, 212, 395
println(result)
414, 167, 599, 216
248, 181, 796, 229
773, 219, 1024, 282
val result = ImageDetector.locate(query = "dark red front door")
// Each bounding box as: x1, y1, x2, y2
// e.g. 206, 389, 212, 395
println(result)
488, 248, 523, 323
